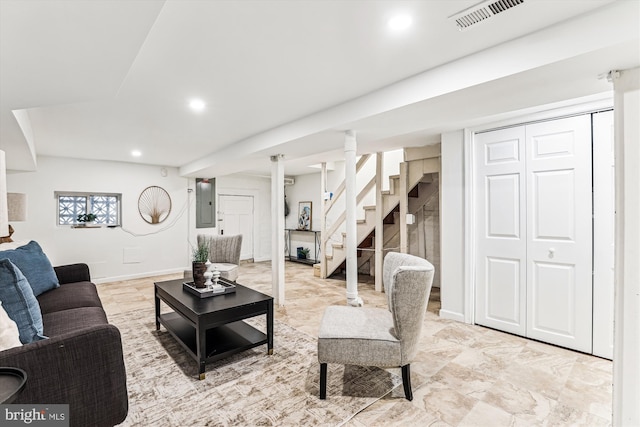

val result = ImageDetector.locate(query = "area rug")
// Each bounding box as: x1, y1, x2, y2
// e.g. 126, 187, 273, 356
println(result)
109, 309, 401, 426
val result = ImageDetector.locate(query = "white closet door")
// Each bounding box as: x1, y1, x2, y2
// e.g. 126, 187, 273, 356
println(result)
218, 195, 254, 260
475, 126, 527, 336
525, 115, 593, 353
592, 110, 615, 359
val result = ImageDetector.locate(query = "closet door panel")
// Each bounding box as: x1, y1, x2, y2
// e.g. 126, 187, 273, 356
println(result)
525, 115, 593, 353
532, 169, 575, 241
475, 127, 527, 335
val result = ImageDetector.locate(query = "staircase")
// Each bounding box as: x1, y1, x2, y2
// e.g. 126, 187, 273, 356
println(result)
356, 178, 439, 273
323, 156, 439, 278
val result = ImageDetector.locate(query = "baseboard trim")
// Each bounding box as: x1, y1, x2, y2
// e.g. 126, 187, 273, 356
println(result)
439, 309, 466, 323
94, 268, 185, 284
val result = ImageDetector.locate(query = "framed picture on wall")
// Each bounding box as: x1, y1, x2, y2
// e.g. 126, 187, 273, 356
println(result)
298, 201, 312, 231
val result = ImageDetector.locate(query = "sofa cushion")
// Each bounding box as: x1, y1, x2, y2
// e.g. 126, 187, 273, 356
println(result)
0, 300, 22, 351
0, 241, 59, 296
42, 307, 108, 337
54, 263, 91, 285
37, 282, 102, 315
0, 259, 47, 344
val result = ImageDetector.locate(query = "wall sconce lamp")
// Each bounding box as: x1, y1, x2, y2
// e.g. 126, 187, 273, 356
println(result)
0, 193, 27, 243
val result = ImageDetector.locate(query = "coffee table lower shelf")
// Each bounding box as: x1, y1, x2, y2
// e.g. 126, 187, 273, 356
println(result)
158, 312, 268, 363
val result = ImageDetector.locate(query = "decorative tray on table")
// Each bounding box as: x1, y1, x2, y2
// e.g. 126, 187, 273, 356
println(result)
183, 280, 236, 298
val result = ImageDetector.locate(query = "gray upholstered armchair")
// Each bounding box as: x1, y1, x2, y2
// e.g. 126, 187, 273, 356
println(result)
317, 252, 435, 401
185, 234, 243, 282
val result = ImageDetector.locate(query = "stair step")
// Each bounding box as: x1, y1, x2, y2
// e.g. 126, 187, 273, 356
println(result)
325, 158, 431, 278
332, 243, 343, 249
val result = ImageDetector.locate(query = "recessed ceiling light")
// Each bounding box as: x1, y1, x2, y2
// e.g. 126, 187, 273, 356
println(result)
189, 99, 206, 112
131, 150, 142, 157
388, 14, 413, 31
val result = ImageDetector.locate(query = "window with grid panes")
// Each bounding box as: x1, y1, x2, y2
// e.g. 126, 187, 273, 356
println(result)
56, 192, 121, 226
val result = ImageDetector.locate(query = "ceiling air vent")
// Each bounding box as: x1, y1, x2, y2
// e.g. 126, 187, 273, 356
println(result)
450, 0, 524, 30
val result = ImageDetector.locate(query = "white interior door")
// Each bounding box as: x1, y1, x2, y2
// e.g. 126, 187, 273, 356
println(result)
475, 114, 594, 353
218, 195, 254, 260
525, 115, 593, 353
475, 126, 527, 336
592, 110, 615, 359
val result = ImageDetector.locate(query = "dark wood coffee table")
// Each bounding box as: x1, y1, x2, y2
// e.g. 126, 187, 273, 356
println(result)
154, 278, 273, 379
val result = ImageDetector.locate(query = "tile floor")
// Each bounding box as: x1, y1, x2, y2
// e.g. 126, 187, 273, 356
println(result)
97, 261, 613, 426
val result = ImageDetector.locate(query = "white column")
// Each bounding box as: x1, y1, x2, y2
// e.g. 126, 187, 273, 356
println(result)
271, 154, 285, 306
375, 152, 383, 292
612, 67, 640, 427
320, 162, 328, 279
0, 150, 8, 238
345, 131, 363, 306
399, 161, 408, 253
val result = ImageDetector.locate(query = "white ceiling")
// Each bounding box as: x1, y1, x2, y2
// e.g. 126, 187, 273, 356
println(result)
1, 0, 638, 177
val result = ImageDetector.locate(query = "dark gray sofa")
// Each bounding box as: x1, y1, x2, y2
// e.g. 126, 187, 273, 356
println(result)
0, 263, 128, 427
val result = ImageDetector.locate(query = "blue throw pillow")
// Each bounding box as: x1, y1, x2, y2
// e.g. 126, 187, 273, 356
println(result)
0, 259, 47, 344
0, 241, 59, 296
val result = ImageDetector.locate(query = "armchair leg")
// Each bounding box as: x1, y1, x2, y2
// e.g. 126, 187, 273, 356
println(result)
401, 364, 413, 401
320, 363, 327, 399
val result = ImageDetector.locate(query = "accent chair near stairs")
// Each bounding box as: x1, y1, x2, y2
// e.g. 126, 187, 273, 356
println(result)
317, 252, 435, 401
184, 234, 243, 282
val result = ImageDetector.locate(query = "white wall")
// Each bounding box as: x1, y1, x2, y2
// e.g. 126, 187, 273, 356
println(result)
5, 156, 191, 283
439, 130, 466, 321
284, 172, 322, 260
285, 173, 321, 232
4, 160, 279, 281
612, 67, 640, 427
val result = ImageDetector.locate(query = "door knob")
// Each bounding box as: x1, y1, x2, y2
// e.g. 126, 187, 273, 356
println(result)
548, 248, 555, 258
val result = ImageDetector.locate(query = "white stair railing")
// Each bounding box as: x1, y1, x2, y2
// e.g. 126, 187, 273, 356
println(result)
320, 148, 436, 280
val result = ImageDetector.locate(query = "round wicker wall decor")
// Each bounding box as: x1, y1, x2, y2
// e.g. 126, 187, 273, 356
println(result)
138, 186, 172, 224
